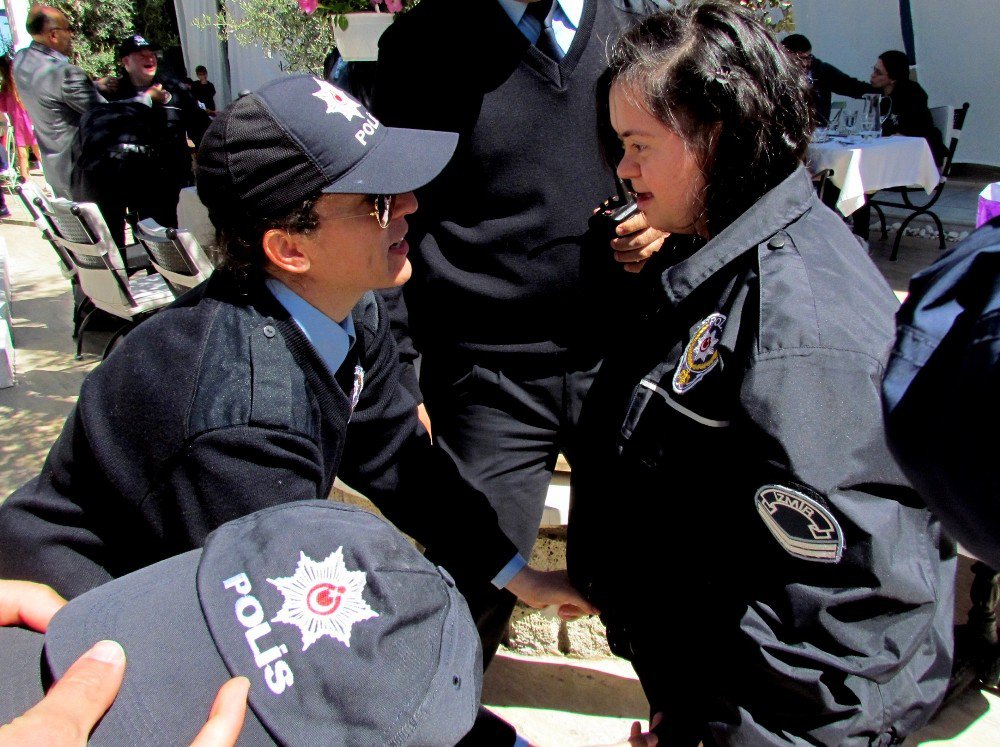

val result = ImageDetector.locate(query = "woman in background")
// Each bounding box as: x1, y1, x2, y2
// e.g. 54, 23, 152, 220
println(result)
871, 49, 947, 164
0, 54, 42, 183
568, 2, 955, 744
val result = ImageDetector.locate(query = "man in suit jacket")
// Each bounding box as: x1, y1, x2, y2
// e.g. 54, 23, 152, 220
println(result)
12, 5, 103, 198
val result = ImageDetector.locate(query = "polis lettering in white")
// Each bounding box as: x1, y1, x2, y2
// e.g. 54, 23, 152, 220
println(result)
355, 112, 380, 146
224, 573, 294, 694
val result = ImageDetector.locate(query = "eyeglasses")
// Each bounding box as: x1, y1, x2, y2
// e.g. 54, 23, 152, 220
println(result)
326, 194, 395, 229
49, 26, 74, 34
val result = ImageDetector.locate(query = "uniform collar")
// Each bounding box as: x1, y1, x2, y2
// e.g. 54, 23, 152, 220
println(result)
658, 166, 816, 306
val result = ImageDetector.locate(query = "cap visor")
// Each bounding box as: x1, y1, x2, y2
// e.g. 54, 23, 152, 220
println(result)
0, 627, 46, 725
324, 126, 458, 195
44, 551, 272, 746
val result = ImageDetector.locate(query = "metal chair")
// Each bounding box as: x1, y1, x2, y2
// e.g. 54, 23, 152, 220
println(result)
133, 218, 214, 297
36, 197, 175, 359
870, 102, 970, 261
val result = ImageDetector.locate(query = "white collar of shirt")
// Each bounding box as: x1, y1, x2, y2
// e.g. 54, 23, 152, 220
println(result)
498, 0, 583, 32
265, 278, 356, 378
497, 0, 583, 46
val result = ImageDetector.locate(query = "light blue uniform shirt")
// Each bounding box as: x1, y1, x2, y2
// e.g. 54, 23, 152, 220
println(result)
265, 278, 526, 588
498, 0, 582, 55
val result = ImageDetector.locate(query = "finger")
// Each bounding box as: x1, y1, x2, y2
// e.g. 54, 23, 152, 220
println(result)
190, 677, 249, 747
25, 640, 126, 740
623, 259, 649, 274
612, 230, 665, 255
615, 211, 649, 236
0, 580, 67, 632
557, 602, 598, 620
650, 712, 663, 729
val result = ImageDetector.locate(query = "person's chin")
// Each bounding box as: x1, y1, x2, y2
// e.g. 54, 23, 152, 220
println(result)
386, 254, 412, 287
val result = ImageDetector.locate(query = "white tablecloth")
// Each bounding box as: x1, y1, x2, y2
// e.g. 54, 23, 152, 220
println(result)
806, 135, 940, 216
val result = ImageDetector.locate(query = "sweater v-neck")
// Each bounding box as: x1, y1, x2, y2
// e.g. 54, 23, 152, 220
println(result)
496, 0, 598, 87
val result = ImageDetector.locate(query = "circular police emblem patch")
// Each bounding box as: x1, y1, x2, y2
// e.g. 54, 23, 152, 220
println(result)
755, 485, 844, 563
672, 313, 726, 394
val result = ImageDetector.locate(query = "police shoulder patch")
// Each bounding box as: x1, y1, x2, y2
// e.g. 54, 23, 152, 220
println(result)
755, 484, 844, 563
672, 312, 726, 394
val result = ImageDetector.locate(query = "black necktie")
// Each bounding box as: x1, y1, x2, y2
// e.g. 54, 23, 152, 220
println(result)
525, 0, 564, 61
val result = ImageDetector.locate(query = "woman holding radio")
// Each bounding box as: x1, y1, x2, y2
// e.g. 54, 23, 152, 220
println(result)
567, 3, 955, 744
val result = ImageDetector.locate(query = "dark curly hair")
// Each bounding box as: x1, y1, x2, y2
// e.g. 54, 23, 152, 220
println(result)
604, 0, 813, 237
878, 50, 910, 86
212, 195, 322, 286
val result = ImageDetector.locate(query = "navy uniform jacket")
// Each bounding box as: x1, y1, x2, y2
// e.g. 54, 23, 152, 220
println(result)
884, 215, 1000, 568
0, 272, 517, 599
568, 167, 955, 744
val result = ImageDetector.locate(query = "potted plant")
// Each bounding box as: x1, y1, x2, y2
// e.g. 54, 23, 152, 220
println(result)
298, 0, 411, 62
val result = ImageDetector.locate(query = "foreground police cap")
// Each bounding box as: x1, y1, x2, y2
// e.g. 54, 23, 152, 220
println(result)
0, 501, 481, 745
196, 74, 458, 225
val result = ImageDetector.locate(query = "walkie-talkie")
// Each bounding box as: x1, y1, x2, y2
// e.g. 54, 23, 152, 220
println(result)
588, 180, 639, 241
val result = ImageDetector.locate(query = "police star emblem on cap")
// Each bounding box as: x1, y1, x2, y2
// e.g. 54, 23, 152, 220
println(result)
312, 80, 365, 121
268, 548, 379, 650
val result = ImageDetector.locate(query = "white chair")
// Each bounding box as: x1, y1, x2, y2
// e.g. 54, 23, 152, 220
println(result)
134, 218, 214, 297
37, 198, 175, 359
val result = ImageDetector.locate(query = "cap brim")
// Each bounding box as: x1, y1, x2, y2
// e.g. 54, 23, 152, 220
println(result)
44, 551, 273, 746
323, 125, 458, 195
0, 626, 46, 725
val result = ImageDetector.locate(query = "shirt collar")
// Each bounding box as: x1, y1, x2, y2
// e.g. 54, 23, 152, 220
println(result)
30, 40, 68, 63
659, 166, 816, 306
264, 277, 356, 377
497, 0, 583, 28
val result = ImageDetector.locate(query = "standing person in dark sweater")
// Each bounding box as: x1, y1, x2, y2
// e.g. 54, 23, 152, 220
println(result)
373, 0, 667, 679
779, 34, 871, 125
0, 75, 594, 645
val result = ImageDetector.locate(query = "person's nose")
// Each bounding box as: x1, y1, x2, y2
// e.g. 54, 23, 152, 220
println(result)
395, 191, 418, 219
616, 155, 639, 183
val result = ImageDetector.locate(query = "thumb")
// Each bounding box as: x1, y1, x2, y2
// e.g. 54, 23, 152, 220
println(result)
30, 640, 126, 739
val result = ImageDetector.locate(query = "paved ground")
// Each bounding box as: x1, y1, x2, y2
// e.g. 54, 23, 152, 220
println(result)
2, 168, 999, 744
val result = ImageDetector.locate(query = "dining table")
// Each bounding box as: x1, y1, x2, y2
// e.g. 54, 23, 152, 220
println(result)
806, 134, 940, 216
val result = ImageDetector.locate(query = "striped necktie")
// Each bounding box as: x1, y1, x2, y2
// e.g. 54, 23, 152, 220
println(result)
522, 0, 564, 61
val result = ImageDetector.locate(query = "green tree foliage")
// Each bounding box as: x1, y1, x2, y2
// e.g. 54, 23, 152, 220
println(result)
195, 1, 336, 76
47, 0, 181, 78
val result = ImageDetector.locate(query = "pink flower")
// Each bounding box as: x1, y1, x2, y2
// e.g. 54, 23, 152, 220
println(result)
376, 0, 404, 11
298, 0, 319, 13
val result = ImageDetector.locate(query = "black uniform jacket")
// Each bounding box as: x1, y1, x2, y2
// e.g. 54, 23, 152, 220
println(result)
0, 272, 517, 599
568, 167, 955, 744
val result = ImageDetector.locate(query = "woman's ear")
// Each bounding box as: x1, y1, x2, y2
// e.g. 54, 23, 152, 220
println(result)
262, 229, 311, 275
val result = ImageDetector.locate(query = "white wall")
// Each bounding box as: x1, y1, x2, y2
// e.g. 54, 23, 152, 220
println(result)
791, 0, 997, 167
173, 0, 232, 107
911, 0, 997, 167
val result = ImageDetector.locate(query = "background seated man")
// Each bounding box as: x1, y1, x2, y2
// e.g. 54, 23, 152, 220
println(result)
780, 33, 872, 126
0, 76, 590, 626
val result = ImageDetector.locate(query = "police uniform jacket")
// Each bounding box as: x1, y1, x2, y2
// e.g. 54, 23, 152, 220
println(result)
0, 272, 517, 600
568, 166, 955, 744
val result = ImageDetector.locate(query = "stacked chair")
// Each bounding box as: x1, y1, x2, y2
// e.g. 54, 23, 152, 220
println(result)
133, 218, 214, 297
30, 194, 175, 359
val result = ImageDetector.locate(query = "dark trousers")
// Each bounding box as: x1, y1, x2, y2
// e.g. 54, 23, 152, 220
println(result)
73, 157, 185, 250
420, 350, 600, 745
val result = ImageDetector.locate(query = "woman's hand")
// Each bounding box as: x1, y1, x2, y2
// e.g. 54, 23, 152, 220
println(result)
505, 567, 598, 620
611, 213, 668, 273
